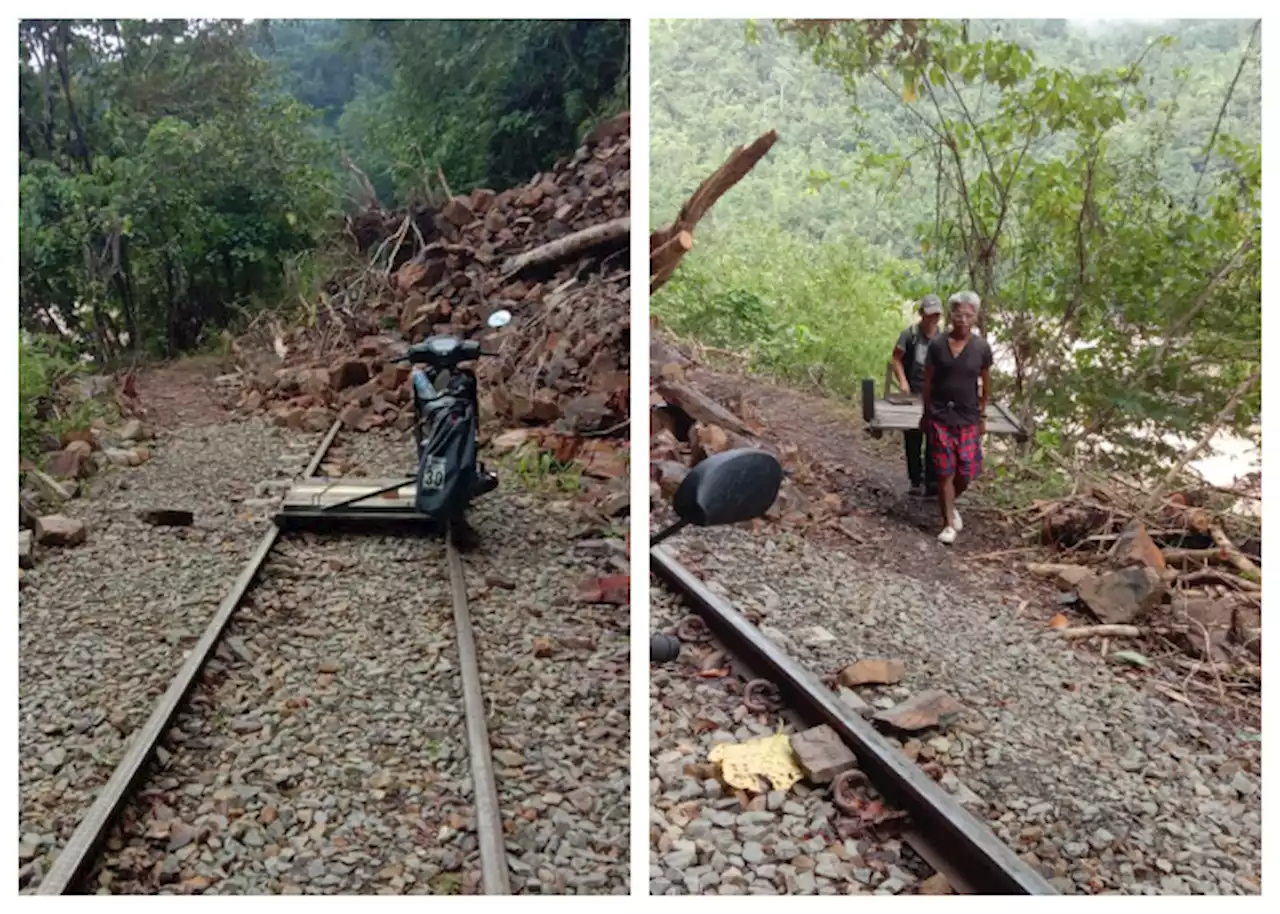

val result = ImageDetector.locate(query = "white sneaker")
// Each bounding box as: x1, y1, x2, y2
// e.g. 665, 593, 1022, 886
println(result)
938, 526, 957, 545
951, 509, 963, 532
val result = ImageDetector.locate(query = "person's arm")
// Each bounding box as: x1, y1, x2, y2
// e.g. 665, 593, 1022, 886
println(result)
891, 346, 909, 393
920, 361, 934, 431
891, 329, 911, 393
979, 341, 993, 435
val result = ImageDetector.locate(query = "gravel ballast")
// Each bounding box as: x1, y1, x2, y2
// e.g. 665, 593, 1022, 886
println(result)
29, 427, 628, 894
649, 587, 930, 896
650, 528, 1262, 897
19, 418, 319, 892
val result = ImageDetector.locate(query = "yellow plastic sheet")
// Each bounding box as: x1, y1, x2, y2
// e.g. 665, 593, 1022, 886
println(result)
708, 732, 803, 794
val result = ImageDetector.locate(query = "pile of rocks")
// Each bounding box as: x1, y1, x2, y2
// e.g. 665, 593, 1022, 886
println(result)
234, 114, 631, 445
19, 418, 157, 569
647, 336, 840, 529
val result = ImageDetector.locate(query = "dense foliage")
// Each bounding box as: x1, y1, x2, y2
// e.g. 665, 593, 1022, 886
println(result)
19, 20, 332, 360
19, 19, 630, 369
651, 19, 1260, 470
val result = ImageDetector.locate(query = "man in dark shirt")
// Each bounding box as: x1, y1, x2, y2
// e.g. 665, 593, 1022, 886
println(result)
892, 295, 943, 496
921, 291, 993, 545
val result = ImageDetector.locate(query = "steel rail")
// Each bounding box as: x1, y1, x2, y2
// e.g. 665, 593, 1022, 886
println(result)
446, 521, 512, 894
37, 420, 345, 895
652, 544, 1056, 896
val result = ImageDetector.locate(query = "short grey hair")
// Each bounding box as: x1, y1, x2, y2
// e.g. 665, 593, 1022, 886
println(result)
948, 291, 981, 315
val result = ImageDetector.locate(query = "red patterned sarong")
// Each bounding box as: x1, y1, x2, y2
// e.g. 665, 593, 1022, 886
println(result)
927, 419, 983, 482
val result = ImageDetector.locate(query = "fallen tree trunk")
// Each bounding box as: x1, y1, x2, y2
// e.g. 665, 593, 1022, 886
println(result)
656, 380, 756, 438
1162, 546, 1231, 567
502, 216, 630, 276
649, 130, 778, 295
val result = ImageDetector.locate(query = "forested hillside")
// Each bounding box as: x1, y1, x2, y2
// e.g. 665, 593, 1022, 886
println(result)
651, 19, 1260, 471
18, 19, 628, 454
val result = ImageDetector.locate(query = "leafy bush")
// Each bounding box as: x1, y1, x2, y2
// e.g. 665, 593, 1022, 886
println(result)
17, 335, 106, 461
654, 223, 921, 397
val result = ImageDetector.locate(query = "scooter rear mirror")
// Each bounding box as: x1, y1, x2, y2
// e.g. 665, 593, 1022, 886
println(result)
486, 309, 512, 329
650, 448, 783, 547
649, 448, 784, 662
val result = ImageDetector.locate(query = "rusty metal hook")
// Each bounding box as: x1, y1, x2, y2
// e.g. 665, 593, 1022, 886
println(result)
742, 679, 782, 713
675, 614, 713, 643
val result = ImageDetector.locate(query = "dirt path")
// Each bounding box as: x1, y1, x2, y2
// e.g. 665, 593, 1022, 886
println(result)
129, 356, 237, 431
690, 366, 1040, 594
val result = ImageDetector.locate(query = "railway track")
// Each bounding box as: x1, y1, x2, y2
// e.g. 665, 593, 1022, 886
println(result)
34, 422, 628, 895
650, 543, 1054, 896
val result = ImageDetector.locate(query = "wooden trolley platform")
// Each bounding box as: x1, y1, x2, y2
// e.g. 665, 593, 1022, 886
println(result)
860, 374, 1028, 442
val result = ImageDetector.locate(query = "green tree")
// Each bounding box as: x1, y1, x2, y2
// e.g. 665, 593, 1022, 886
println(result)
19, 19, 333, 358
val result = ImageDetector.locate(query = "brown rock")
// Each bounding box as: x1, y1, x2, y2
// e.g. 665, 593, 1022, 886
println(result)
873, 690, 965, 733
138, 509, 195, 527
442, 196, 475, 227
302, 408, 333, 433
271, 407, 306, 430
659, 362, 686, 382
273, 367, 302, 396
339, 404, 367, 429
470, 188, 496, 213
378, 363, 405, 392
1077, 566, 1165, 625
181, 875, 213, 894
690, 423, 730, 463
35, 514, 87, 547
530, 390, 562, 422
484, 208, 507, 233
1112, 519, 1166, 571
652, 460, 689, 499
562, 393, 612, 431
117, 418, 149, 442
532, 637, 555, 658
46, 441, 93, 479
789, 724, 858, 784
19, 530, 34, 568
243, 390, 264, 411
318, 660, 340, 674
838, 658, 905, 687
300, 368, 330, 397
1173, 595, 1234, 661
60, 428, 97, 450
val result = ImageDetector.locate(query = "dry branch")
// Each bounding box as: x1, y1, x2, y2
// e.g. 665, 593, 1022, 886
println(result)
1210, 525, 1260, 582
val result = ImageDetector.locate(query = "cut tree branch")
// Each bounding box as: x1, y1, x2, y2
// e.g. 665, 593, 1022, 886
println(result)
501, 216, 630, 277
649, 130, 778, 294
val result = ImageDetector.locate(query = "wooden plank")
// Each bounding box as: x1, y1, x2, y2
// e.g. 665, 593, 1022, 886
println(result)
867, 399, 1026, 439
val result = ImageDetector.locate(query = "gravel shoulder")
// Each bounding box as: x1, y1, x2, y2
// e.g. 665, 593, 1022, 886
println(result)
651, 525, 1261, 896
465, 493, 631, 894
19, 407, 318, 891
